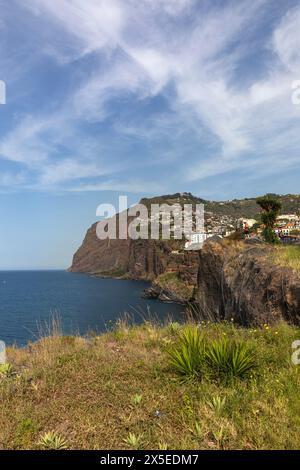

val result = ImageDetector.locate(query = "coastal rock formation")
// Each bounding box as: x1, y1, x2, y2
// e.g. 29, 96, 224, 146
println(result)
69, 222, 131, 277
141, 283, 186, 303
69, 222, 199, 287
70, 193, 300, 325
196, 240, 300, 325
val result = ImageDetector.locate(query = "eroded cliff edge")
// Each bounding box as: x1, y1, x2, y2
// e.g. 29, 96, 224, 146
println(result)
69, 221, 199, 301
196, 240, 300, 325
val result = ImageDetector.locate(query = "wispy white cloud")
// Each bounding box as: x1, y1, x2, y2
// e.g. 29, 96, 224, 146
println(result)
39, 159, 109, 185
21, 0, 124, 58
66, 178, 164, 194
0, 116, 53, 165
273, 5, 300, 75
1, 0, 300, 194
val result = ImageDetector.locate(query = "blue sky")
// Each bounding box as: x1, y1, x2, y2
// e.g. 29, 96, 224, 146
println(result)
0, 0, 300, 268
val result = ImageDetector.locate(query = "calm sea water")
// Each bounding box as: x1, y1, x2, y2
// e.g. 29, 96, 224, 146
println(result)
0, 271, 185, 347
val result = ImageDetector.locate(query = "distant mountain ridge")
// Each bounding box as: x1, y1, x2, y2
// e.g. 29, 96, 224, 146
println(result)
140, 192, 300, 219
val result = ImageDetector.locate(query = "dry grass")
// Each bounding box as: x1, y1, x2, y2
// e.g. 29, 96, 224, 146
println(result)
1, 320, 300, 450
271, 245, 300, 271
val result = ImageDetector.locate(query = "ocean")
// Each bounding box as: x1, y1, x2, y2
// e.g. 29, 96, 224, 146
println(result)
0, 271, 185, 347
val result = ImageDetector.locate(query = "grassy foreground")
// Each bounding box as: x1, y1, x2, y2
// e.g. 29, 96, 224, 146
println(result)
1, 320, 300, 450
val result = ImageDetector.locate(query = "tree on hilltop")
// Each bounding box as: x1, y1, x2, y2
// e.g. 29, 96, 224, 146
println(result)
256, 194, 282, 243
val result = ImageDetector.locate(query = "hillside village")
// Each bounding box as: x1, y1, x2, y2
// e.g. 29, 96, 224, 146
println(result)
185, 211, 300, 250
205, 211, 300, 241
145, 193, 300, 250
128, 192, 300, 250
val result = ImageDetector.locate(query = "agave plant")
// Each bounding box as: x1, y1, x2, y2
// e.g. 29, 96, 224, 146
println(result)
158, 442, 168, 450
207, 395, 227, 415
168, 322, 181, 335
38, 431, 68, 450
167, 326, 206, 379
132, 393, 142, 406
205, 338, 256, 380
123, 432, 143, 449
0, 363, 14, 378
211, 425, 227, 448
189, 421, 203, 439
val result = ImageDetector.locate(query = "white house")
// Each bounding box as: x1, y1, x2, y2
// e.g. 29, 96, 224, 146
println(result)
238, 218, 257, 228
184, 232, 221, 250
275, 223, 295, 236
277, 214, 298, 221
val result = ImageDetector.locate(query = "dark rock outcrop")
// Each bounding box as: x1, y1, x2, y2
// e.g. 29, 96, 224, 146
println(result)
196, 240, 300, 325
141, 283, 186, 304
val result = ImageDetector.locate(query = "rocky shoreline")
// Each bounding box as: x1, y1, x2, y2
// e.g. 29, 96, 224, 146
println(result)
141, 283, 188, 304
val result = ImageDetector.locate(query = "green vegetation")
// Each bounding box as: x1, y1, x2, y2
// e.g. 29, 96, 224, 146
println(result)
256, 194, 282, 243
0, 363, 14, 377
206, 396, 227, 415
132, 393, 143, 406
123, 432, 144, 450
156, 272, 194, 301
167, 326, 256, 381
205, 338, 256, 380
38, 431, 68, 450
271, 245, 300, 271
1, 320, 300, 449
94, 268, 128, 278
168, 326, 206, 378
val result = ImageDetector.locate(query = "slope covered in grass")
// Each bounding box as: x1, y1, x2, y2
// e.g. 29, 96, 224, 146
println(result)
1, 320, 300, 450
271, 245, 300, 271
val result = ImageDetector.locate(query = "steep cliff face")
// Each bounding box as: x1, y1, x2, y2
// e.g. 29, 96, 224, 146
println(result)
127, 239, 170, 280
69, 222, 132, 276
70, 222, 199, 286
196, 240, 300, 325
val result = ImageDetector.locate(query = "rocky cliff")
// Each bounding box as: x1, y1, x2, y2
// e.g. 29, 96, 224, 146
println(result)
196, 240, 300, 325
70, 192, 300, 324
70, 221, 199, 288
69, 193, 205, 285
70, 222, 131, 277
